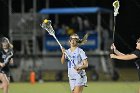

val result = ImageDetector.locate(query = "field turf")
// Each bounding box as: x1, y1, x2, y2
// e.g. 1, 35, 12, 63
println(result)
6, 81, 140, 93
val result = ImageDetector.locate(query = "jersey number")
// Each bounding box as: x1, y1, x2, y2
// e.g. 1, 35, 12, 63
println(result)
68, 60, 75, 68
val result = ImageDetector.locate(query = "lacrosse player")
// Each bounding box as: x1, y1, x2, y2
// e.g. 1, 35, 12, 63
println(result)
110, 38, 140, 61
110, 38, 140, 79
61, 33, 88, 93
0, 37, 14, 93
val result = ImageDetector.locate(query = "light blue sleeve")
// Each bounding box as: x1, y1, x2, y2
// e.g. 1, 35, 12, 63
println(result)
65, 50, 69, 60
80, 49, 87, 60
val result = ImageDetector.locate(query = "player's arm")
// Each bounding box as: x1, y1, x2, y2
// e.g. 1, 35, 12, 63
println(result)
10, 58, 14, 64
0, 58, 14, 68
77, 49, 88, 70
0, 62, 5, 67
61, 53, 65, 64
114, 49, 125, 55
61, 48, 66, 64
77, 59, 88, 70
0, 53, 4, 67
110, 54, 137, 60
111, 43, 125, 55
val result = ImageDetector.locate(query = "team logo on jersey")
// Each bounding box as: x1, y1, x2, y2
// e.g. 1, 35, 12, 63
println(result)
2, 55, 6, 59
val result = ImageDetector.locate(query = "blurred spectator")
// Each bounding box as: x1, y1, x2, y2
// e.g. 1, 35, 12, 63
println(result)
53, 24, 59, 35
100, 27, 109, 51
69, 16, 79, 33
55, 71, 63, 81
35, 60, 44, 83
53, 24, 68, 35
66, 27, 75, 35
77, 16, 83, 31
38, 69, 44, 83
83, 19, 95, 34
17, 8, 34, 29
61, 24, 68, 35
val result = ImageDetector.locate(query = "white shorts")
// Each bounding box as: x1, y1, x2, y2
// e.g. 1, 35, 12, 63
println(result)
69, 74, 87, 91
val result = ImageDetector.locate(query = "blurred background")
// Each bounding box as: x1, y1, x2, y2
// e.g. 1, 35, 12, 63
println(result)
0, 0, 140, 86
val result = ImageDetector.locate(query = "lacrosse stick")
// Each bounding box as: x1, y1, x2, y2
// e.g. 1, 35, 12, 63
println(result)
109, 0, 120, 79
40, 19, 76, 66
4, 51, 13, 65
111, 0, 120, 54
135, 61, 140, 81
112, 0, 120, 41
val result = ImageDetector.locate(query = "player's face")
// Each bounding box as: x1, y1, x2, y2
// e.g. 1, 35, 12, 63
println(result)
136, 40, 140, 49
2, 41, 8, 49
69, 38, 78, 47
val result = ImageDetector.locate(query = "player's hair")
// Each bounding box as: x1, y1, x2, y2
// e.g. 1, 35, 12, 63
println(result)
70, 33, 89, 45
0, 37, 13, 49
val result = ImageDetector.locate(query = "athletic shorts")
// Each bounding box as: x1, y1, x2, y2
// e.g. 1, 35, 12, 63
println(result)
69, 74, 87, 91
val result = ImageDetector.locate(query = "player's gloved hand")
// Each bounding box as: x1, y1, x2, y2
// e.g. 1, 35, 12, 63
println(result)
111, 43, 116, 50
0, 63, 5, 67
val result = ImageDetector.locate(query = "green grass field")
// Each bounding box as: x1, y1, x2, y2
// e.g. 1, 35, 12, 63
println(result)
6, 82, 140, 93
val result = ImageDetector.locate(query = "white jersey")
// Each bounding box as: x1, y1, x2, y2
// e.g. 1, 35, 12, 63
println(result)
65, 47, 87, 77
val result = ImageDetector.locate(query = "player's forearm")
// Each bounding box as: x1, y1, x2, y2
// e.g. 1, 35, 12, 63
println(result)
78, 60, 88, 69
113, 55, 134, 60
114, 49, 125, 55
61, 53, 65, 64
79, 64, 88, 69
10, 58, 14, 64
0, 62, 5, 67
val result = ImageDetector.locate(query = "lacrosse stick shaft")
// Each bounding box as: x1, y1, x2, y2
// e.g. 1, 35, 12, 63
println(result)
135, 62, 140, 80
53, 35, 76, 66
4, 52, 13, 64
111, 0, 120, 53
111, 14, 116, 54
113, 16, 116, 42
53, 35, 63, 49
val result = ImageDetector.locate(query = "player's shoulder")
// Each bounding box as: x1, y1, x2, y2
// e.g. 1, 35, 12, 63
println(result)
66, 48, 70, 52
67, 48, 70, 51
77, 47, 85, 52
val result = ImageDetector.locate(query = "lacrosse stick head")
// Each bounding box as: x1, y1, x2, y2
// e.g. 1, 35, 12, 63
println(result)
113, 0, 120, 16
41, 19, 55, 36
113, 0, 120, 9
